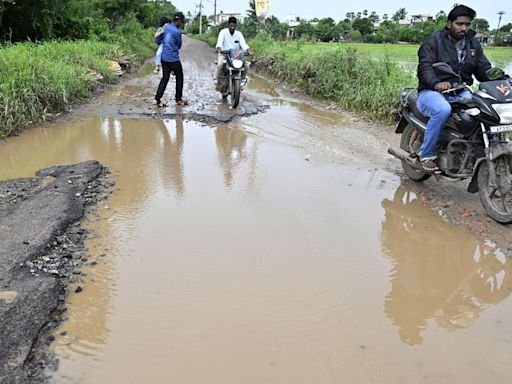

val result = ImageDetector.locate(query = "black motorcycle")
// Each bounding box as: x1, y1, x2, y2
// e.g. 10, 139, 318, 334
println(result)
218, 49, 248, 108
388, 63, 512, 223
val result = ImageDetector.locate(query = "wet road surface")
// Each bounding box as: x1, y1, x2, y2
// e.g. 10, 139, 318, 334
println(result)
1, 37, 511, 383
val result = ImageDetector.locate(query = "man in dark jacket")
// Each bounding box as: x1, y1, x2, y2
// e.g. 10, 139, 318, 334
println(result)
416, 5, 490, 172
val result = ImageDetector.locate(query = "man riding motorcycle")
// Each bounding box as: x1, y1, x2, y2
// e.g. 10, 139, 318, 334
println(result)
416, 4, 493, 172
215, 16, 252, 91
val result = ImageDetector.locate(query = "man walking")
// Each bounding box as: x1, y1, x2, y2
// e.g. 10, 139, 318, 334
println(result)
154, 11, 188, 107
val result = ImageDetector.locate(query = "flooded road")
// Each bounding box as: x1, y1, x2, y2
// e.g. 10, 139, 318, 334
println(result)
1, 37, 512, 383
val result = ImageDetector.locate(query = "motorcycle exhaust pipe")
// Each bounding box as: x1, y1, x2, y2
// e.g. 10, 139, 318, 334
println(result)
387, 147, 412, 161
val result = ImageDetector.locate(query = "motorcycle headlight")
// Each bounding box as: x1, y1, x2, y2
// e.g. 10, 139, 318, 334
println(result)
492, 104, 512, 124
232, 59, 243, 69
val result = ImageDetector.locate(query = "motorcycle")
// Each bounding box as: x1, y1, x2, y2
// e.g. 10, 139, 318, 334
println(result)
218, 49, 248, 108
388, 63, 512, 223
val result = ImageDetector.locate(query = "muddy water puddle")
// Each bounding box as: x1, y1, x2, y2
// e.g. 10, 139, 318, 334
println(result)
1, 112, 511, 383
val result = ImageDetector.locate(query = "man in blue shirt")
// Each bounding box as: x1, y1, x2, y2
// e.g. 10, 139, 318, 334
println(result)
154, 12, 188, 107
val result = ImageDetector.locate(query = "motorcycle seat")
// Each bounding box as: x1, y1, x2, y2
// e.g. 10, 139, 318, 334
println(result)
406, 91, 429, 124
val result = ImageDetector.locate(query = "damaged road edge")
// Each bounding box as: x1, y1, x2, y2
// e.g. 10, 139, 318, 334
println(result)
0, 160, 114, 383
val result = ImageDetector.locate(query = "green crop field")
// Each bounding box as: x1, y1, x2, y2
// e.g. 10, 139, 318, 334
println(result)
280, 42, 512, 73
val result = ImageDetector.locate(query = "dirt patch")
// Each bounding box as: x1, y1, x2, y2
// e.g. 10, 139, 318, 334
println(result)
0, 161, 113, 383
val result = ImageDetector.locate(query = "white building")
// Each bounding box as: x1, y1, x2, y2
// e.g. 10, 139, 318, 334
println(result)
214, 11, 243, 25
285, 15, 300, 28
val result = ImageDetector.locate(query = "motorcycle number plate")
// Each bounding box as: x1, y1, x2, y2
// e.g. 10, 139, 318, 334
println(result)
489, 124, 512, 133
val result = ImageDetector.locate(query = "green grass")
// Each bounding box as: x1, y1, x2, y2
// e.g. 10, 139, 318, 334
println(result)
0, 24, 155, 138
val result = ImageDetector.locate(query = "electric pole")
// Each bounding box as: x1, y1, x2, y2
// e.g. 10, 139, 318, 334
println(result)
496, 11, 505, 45
199, 0, 203, 34
214, 0, 217, 26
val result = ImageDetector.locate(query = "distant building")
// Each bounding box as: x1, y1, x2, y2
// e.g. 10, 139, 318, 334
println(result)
410, 14, 433, 23
214, 11, 243, 25
476, 32, 495, 45
398, 14, 433, 26
285, 15, 300, 39
286, 15, 300, 28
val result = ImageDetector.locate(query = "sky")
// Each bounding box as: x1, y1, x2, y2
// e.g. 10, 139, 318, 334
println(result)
170, 0, 510, 28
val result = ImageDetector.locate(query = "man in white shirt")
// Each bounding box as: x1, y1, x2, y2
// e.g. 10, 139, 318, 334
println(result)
215, 17, 252, 89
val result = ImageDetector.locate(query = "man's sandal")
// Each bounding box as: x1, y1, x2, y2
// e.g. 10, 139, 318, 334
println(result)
175, 99, 189, 106
420, 159, 439, 173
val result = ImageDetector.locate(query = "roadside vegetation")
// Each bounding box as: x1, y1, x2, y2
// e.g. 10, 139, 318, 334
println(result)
250, 37, 416, 121
0, 0, 177, 138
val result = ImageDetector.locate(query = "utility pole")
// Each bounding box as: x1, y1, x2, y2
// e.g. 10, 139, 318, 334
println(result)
199, 0, 203, 34
496, 11, 505, 45
214, 0, 217, 26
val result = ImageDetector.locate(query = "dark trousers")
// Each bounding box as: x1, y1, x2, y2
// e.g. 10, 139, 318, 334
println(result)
155, 60, 183, 102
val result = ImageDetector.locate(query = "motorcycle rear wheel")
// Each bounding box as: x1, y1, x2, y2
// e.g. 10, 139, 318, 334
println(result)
478, 155, 512, 224
400, 124, 431, 182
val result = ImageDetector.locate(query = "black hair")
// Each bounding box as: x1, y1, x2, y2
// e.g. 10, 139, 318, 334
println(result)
447, 5, 476, 21
173, 11, 185, 22
228, 16, 237, 24
160, 16, 170, 27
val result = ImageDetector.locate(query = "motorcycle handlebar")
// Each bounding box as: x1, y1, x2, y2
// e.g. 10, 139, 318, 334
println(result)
220, 50, 251, 55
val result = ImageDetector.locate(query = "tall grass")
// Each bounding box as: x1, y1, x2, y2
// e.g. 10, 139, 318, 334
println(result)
250, 37, 416, 121
0, 22, 154, 138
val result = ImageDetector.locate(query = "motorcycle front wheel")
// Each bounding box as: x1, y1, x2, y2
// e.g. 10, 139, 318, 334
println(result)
231, 78, 241, 108
400, 123, 431, 182
478, 155, 512, 224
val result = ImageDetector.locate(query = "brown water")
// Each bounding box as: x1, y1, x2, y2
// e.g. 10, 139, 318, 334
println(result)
1, 37, 511, 383
1, 113, 511, 383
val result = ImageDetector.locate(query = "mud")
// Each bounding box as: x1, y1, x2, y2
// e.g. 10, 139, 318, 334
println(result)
0, 161, 111, 383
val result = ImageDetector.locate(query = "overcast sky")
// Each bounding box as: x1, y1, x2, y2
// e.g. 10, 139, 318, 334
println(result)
171, 0, 510, 28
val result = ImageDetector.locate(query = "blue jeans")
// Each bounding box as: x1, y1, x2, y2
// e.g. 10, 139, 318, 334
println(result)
417, 89, 471, 159
155, 44, 163, 65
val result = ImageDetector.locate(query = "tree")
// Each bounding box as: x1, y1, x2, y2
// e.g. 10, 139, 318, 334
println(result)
369, 11, 379, 23
499, 23, 512, 32
314, 17, 337, 42
363, 10, 368, 17
392, 8, 407, 23
382, 14, 389, 21
352, 17, 374, 37
472, 18, 489, 32
295, 21, 315, 39
240, 0, 259, 38
376, 20, 400, 42
264, 15, 288, 40
246, 0, 257, 20
435, 10, 446, 22
0, 0, 177, 42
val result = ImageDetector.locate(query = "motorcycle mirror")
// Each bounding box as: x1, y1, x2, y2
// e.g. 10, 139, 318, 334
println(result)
433, 62, 460, 81
486, 67, 505, 81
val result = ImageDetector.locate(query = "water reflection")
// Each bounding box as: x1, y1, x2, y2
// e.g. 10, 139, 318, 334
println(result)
160, 118, 185, 199
381, 185, 512, 345
215, 125, 248, 189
